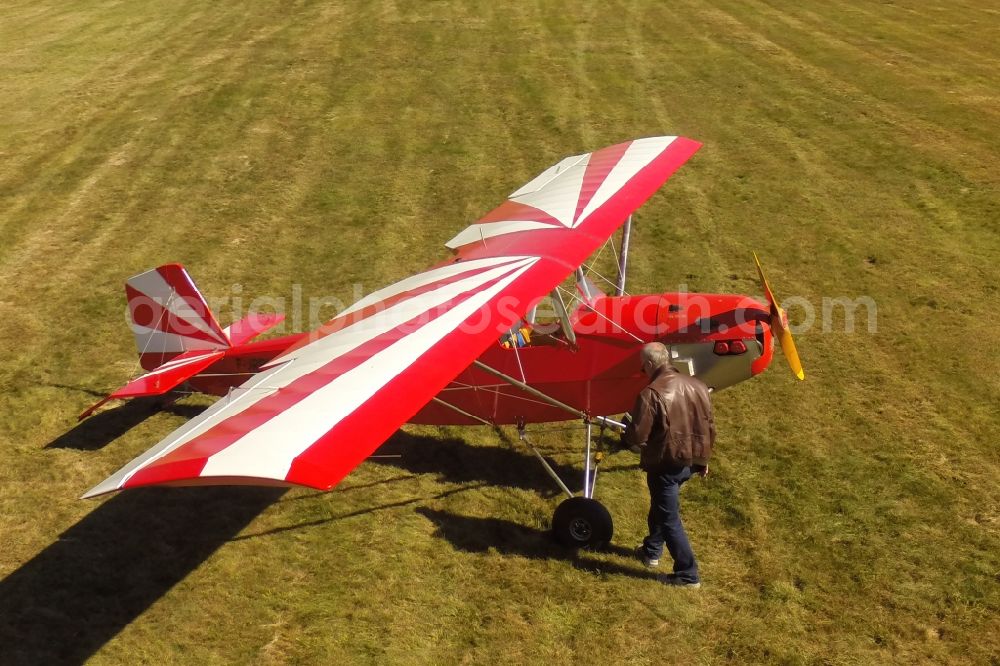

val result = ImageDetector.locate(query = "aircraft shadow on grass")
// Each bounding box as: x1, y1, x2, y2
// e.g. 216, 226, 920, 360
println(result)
415, 508, 660, 583
0, 487, 286, 666
229, 430, 586, 540
6, 428, 639, 663
45, 396, 207, 451
373, 432, 656, 582
370, 429, 638, 497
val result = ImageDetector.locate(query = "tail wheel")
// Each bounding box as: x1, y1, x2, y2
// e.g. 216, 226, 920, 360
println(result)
552, 497, 614, 550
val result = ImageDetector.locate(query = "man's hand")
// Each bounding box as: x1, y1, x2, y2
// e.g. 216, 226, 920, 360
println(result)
692, 464, 709, 478
609, 413, 641, 454
613, 413, 634, 453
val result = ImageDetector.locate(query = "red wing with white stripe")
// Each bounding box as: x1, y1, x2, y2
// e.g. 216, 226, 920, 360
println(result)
83, 136, 700, 498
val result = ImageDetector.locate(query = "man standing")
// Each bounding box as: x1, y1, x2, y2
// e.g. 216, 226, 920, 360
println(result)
624, 342, 715, 588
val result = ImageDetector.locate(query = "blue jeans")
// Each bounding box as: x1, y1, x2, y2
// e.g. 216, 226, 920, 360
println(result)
642, 465, 699, 583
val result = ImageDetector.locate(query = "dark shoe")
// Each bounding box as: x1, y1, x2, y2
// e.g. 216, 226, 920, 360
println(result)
660, 573, 701, 589
635, 546, 659, 568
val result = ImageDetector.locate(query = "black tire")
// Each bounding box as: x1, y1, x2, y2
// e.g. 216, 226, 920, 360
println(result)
552, 497, 614, 550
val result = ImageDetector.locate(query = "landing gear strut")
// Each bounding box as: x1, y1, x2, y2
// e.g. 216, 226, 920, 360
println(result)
448, 361, 628, 550
518, 419, 622, 550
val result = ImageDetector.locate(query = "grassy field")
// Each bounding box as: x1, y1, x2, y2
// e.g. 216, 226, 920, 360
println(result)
1, 0, 998, 663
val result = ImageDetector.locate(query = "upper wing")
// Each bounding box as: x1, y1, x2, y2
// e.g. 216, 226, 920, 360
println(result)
83, 136, 700, 498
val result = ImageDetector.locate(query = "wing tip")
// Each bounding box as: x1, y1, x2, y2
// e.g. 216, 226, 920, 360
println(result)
80, 481, 120, 500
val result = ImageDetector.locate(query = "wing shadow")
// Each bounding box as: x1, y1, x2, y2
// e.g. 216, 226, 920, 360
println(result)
45, 398, 207, 450
416, 508, 658, 582
0, 487, 284, 665
231, 483, 484, 540
371, 430, 583, 496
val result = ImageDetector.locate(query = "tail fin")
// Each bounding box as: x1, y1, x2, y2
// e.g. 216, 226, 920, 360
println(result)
79, 265, 287, 420
126, 264, 231, 370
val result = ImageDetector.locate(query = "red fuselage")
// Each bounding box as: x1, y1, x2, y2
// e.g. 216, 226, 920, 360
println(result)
177, 292, 773, 426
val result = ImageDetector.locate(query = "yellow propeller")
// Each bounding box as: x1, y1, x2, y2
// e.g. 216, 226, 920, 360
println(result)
753, 252, 805, 380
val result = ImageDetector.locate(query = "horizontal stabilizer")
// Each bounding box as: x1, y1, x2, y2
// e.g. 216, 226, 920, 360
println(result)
78, 349, 225, 420
224, 312, 285, 347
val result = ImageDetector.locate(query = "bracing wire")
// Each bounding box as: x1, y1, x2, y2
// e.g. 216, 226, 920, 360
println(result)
556, 285, 643, 343
129, 290, 176, 380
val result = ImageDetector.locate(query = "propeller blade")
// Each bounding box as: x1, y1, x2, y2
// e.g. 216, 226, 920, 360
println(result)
753, 252, 776, 307
775, 307, 805, 380
753, 253, 805, 380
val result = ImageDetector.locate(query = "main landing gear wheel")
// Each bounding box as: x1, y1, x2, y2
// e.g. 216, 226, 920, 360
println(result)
552, 497, 614, 550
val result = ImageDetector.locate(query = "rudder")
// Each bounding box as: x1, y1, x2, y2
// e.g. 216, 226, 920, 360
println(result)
126, 264, 230, 370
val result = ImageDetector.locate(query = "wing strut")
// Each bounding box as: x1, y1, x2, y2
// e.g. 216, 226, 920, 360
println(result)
431, 395, 576, 500
575, 268, 594, 301
518, 428, 575, 499
615, 215, 632, 296
471, 361, 625, 431
430, 397, 493, 426
549, 290, 578, 346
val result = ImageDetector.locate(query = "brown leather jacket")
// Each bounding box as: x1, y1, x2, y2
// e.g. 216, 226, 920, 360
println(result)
624, 365, 716, 471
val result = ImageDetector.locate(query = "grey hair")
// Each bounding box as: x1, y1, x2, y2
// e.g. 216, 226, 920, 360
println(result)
641, 342, 671, 369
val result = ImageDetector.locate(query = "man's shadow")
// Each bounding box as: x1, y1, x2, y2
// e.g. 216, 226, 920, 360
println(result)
416, 508, 659, 582
0, 487, 285, 665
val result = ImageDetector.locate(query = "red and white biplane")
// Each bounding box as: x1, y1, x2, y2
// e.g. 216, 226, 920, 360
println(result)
81, 136, 803, 548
